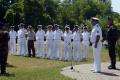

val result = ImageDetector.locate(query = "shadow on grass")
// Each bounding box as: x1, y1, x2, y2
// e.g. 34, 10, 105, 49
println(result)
0, 73, 15, 77
115, 68, 120, 71
6, 63, 16, 68
100, 72, 119, 76
12, 55, 21, 57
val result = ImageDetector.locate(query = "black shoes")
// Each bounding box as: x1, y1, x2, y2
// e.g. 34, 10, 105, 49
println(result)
108, 65, 116, 70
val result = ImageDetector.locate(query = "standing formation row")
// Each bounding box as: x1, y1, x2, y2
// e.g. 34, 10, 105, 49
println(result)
9, 24, 90, 61
6, 17, 119, 73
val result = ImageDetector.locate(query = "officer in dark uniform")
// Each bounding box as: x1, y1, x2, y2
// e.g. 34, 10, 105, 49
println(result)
0, 22, 10, 75
107, 17, 118, 69
26, 25, 36, 57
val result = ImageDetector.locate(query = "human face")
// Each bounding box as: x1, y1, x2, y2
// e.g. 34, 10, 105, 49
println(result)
66, 28, 69, 33
38, 28, 42, 30
91, 20, 98, 27
108, 19, 113, 26
75, 28, 78, 31
91, 20, 95, 26
11, 28, 14, 31
84, 28, 87, 32
55, 27, 59, 30
48, 27, 52, 31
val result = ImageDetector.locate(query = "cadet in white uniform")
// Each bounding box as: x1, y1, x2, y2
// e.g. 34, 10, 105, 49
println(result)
46, 25, 54, 59
53, 24, 63, 60
73, 25, 82, 61
36, 25, 45, 58
82, 26, 90, 59
17, 23, 27, 56
63, 25, 72, 61
23, 26, 28, 54
9, 26, 17, 55
90, 17, 102, 73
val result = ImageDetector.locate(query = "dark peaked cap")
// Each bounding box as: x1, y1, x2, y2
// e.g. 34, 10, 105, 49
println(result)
28, 25, 32, 29
65, 25, 70, 29
10, 26, 15, 28
74, 25, 79, 28
83, 26, 88, 29
47, 25, 53, 28
19, 23, 25, 28
37, 25, 42, 28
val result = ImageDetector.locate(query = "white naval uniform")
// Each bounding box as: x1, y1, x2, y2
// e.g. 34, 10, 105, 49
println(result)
82, 31, 90, 59
46, 30, 54, 59
9, 30, 17, 54
53, 29, 63, 60
73, 31, 82, 61
90, 24, 102, 72
63, 31, 72, 60
17, 28, 27, 56
36, 30, 45, 58
23, 28, 28, 54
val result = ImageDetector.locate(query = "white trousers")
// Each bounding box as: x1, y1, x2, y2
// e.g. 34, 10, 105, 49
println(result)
46, 40, 53, 59
64, 42, 72, 60
36, 40, 44, 58
92, 42, 102, 72
54, 40, 62, 60
25, 39, 28, 54
10, 38, 16, 54
18, 38, 26, 56
83, 41, 89, 59
73, 41, 82, 61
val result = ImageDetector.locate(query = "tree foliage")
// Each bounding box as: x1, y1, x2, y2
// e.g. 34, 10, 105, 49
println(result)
0, 0, 120, 29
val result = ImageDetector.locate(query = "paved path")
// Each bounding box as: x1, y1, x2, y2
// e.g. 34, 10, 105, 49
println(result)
61, 62, 120, 80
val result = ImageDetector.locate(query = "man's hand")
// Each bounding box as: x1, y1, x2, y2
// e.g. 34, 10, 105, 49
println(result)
94, 43, 98, 48
71, 39, 73, 42
81, 38, 83, 42
61, 36, 64, 41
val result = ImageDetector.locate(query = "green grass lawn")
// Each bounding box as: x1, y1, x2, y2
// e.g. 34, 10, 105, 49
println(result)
0, 46, 116, 80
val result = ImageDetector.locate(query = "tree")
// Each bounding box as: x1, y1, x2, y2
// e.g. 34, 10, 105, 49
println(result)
0, 0, 11, 21
1, 0, 120, 30
4, 1, 24, 25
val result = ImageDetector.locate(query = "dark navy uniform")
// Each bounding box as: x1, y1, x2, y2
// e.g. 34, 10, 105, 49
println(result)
107, 25, 118, 69
0, 23, 10, 74
27, 26, 35, 57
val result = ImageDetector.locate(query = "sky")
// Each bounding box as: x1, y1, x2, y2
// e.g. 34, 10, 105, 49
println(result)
60, 0, 120, 14
111, 0, 120, 14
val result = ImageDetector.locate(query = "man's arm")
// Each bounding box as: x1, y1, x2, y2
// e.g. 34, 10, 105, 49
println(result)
81, 33, 83, 42
95, 35, 100, 48
34, 31, 36, 41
